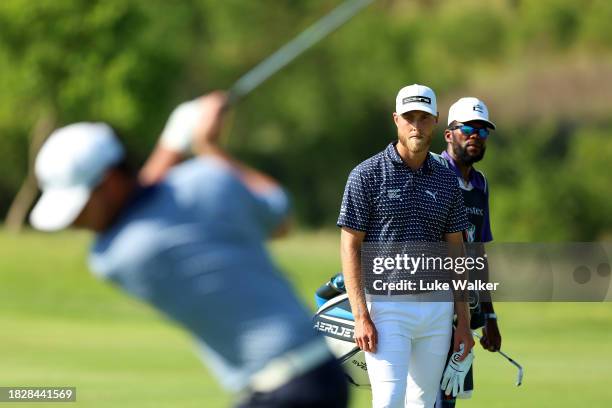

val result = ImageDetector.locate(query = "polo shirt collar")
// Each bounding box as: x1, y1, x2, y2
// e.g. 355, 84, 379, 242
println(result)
385, 142, 433, 174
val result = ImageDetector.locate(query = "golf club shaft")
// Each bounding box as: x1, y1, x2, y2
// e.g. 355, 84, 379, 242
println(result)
472, 330, 524, 385
228, 0, 374, 104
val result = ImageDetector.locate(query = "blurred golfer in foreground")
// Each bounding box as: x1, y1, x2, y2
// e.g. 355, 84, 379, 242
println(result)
29, 92, 347, 408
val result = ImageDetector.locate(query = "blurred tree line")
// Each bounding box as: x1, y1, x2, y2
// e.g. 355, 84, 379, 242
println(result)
0, 0, 610, 240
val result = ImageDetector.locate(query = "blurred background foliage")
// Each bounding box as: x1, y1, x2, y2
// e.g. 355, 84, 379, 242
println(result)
0, 0, 610, 240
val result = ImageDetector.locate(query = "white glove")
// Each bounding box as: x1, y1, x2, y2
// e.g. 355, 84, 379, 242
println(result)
441, 343, 474, 397
159, 99, 201, 153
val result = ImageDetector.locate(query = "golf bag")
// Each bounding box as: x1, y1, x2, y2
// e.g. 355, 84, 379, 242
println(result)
312, 273, 484, 390
313, 292, 370, 388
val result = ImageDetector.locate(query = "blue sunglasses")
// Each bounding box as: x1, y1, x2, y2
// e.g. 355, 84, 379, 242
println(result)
450, 125, 490, 139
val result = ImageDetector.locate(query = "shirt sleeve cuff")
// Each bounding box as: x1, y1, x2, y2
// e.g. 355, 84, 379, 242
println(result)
337, 219, 368, 232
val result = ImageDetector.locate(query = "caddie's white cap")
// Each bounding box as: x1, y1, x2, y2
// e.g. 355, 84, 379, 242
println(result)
30, 122, 124, 231
447, 97, 496, 129
395, 84, 437, 116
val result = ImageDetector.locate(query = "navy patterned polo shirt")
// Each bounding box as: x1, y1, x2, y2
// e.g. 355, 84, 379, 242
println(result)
337, 142, 468, 242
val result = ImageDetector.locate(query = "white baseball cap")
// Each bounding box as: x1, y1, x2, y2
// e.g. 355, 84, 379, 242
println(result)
395, 84, 437, 116
30, 122, 125, 231
447, 97, 496, 129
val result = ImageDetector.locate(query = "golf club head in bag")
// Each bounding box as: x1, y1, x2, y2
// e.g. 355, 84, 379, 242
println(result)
313, 294, 370, 388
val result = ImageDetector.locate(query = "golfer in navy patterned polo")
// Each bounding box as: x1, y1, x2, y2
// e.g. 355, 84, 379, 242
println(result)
337, 84, 475, 408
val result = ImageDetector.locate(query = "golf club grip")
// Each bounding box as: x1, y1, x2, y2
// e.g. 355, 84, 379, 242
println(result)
227, 0, 374, 105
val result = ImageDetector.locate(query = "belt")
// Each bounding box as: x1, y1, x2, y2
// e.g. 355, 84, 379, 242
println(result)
247, 338, 332, 393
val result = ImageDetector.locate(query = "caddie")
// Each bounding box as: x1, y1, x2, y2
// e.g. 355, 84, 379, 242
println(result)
436, 97, 502, 407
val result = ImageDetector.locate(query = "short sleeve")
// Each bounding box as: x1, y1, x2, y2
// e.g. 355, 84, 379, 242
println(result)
445, 183, 469, 234
251, 186, 291, 235
337, 167, 371, 232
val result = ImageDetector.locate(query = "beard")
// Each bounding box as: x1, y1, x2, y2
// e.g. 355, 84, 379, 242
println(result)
399, 132, 431, 154
452, 140, 486, 165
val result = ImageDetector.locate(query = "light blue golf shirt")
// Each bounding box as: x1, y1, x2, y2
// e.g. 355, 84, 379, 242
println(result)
89, 157, 318, 391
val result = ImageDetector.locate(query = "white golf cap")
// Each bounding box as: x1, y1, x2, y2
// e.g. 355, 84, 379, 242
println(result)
447, 97, 496, 129
395, 84, 437, 116
30, 122, 124, 231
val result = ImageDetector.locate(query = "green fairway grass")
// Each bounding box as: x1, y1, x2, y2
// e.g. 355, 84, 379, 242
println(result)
1, 230, 611, 407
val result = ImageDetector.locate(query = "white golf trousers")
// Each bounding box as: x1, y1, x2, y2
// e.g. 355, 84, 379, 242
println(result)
365, 300, 453, 408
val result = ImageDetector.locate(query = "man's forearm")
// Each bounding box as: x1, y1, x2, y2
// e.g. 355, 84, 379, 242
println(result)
139, 144, 185, 185
454, 300, 470, 327
480, 248, 495, 312
447, 233, 471, 327
341, 242, 369, 320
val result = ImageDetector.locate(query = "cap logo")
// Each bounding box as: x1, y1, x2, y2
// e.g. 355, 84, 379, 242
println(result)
473, 104, 485, 113
403, 96, 431, 105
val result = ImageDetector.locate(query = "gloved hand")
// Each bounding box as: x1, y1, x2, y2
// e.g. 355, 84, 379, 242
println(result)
159, 99, 201, 153
441, 343, 474, 397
